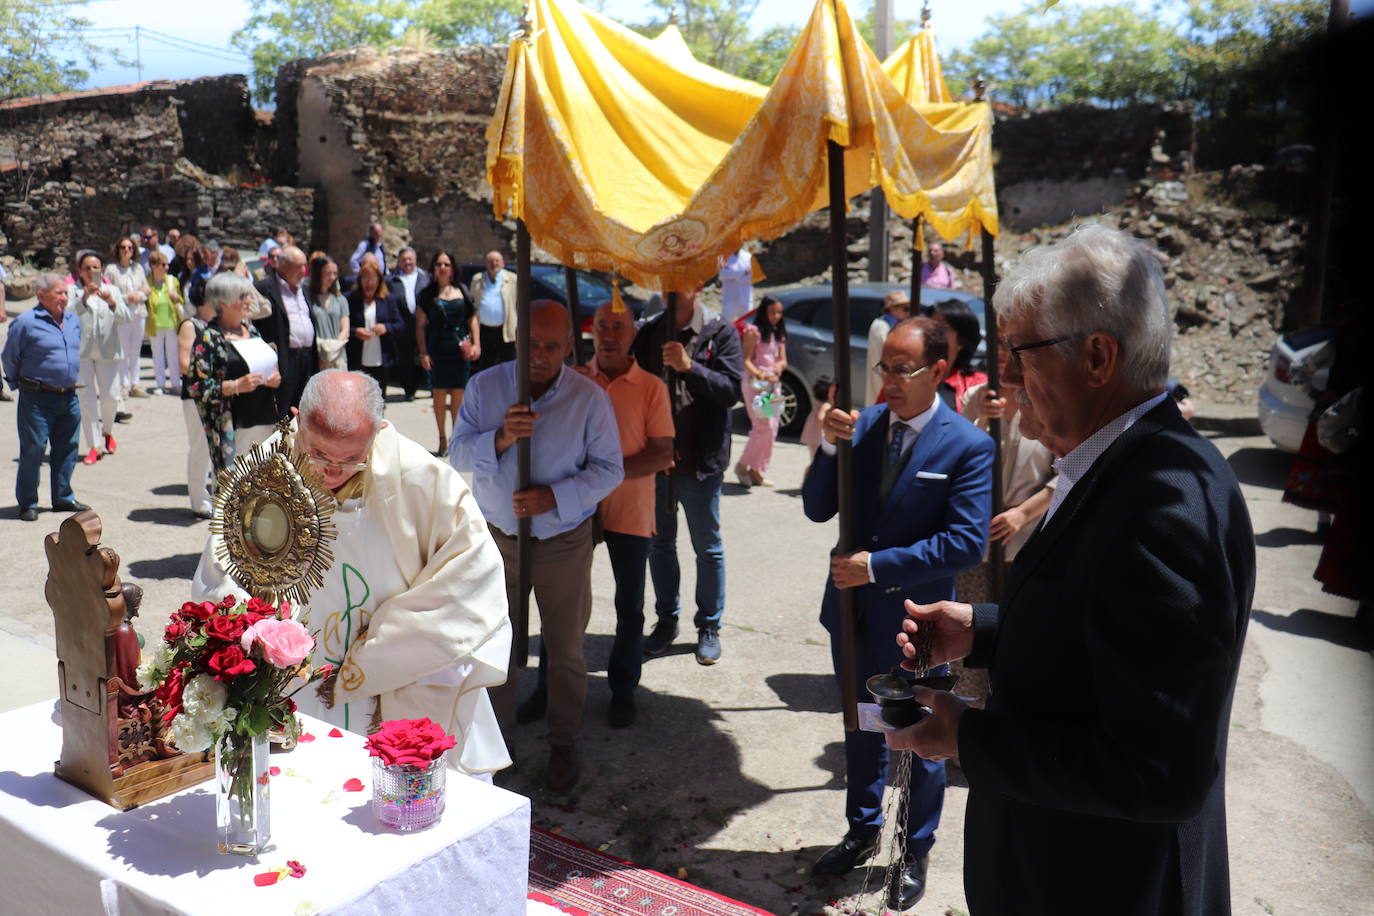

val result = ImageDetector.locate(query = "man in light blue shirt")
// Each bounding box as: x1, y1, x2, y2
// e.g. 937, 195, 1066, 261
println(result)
2, 274, 88, 520
451, 300, 622, 793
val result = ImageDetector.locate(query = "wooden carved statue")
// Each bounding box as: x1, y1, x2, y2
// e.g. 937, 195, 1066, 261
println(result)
47, 511, 211, 809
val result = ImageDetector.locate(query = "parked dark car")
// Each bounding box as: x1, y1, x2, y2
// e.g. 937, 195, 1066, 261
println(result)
458, 264, 646, 338
739, 283, 988, 436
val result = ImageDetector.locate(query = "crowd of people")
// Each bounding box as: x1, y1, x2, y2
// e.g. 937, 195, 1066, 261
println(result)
4, 221, 1258, 915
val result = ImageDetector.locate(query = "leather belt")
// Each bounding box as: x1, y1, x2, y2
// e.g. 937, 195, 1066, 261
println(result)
19, 377, 77, 394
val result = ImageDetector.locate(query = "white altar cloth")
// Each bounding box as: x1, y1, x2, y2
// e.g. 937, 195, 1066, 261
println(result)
0, 701, 531, 916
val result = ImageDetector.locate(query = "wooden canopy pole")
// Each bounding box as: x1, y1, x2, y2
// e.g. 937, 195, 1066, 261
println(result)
980, 226, 1004, 598
910, 214, 922, 308
661, 291, 678, 508
563, 266, 584, 365
515, 220, 533, 667
828, 140, 859, 733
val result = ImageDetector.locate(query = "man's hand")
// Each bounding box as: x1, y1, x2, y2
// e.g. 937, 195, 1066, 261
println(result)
989, 505, 1027, 544
885, 686, 967, 762
371, 323, 386, 336
830, 550, 871, 589
978, 388, 1005, 421
354, 327, 374, 340
821, 407, 861, 445
495, 404, 538, 455
512, 485, 556, 518
897, 599, 975, 669
662, 341, 692, 373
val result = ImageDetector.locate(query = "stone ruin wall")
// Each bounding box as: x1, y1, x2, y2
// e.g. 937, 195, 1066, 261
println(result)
0, 76, 313, 273
270, 45, 509, 269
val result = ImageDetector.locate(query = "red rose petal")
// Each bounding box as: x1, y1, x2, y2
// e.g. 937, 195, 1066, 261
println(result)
343, 778, 365, 792
253, 872, 280, 887
269, 766, 281, 777
327, 728, 343, 738
298, 733, 316, 743
287, 860, 307, 878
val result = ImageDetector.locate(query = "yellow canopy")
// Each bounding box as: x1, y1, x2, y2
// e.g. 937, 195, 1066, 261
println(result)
881, 25, 953, 105
486, 0, 998, 289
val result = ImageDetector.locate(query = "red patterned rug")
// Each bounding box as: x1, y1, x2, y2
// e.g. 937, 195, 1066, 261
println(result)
527, 827, 775, 916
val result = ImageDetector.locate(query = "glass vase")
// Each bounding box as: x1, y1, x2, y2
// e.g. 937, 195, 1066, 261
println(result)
371, 756, 446, 831
216, 730, 271, 855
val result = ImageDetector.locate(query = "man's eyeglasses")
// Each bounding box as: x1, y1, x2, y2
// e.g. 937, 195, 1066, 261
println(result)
872, 362, 932, 380
1001, 334, 1081, 372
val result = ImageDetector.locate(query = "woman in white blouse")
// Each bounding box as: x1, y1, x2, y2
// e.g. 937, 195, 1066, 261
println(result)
73, 250, 133, 465
104, 235, 151, 400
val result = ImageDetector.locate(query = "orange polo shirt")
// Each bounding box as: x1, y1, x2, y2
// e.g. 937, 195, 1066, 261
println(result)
587, 357, 675, 538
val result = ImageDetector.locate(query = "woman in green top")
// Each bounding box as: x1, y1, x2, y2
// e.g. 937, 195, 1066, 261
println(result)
144, 250, 184, 394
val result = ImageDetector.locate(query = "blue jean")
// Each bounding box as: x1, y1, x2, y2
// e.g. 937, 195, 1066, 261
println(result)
15, 389, 80, 510
650, 472, 725, 630
604, 530, 651, 698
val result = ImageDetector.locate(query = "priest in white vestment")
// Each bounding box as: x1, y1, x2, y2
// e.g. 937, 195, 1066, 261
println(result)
193, 370, 512, 775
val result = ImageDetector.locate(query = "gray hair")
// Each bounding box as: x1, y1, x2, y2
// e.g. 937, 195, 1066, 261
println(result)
398, 246, 416, 259
203, 239, 221, 253
35, 272, 66, 293
992, 223, 1171, 390
278, 246, 306, 267
299, 370, 383, 437
204, 272, 253, 313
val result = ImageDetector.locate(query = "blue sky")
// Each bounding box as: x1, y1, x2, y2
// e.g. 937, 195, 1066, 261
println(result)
73, 0, 1374, 93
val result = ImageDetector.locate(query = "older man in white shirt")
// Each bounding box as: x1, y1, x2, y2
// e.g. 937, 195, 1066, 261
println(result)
193, 370, 512, 775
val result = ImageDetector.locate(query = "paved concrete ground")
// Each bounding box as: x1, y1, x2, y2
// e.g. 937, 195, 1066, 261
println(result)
0, 328, 1369, 915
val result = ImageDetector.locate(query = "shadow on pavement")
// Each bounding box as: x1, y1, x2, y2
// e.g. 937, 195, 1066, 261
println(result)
1251, 607, 1370, 652
1228, 446, 1293, 490
1254, 526, 1324, 548
495, 676, 808, 910
766, 673, 840, 714
127, 553, 200, 581
128, 507, 202, 528
149, 484, 188, 497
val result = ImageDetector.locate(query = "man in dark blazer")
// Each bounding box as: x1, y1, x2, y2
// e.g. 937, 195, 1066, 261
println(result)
891, 224, 1255, 915
386, 246, 429, 401
803, 316, 993, 912
253, 245, 314, 415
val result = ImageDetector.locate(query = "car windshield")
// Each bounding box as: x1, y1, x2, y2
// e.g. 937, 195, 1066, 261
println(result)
533, 266, 613, 303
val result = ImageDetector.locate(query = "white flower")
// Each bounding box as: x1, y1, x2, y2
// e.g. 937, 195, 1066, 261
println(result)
136, 644, 173, 687
170, 714, 214, 753
181, 674, 228, 720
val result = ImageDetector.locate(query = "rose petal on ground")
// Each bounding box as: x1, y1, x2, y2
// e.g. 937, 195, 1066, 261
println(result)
254, 872, 280, 887
343, 778, 364, 792
287, 860, 307, 878
327, 728, 343, 738
269, 766, 281, 777
298, 733, 316, 743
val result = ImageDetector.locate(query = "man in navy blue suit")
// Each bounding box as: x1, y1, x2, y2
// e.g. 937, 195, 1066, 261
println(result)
802, 316, 993, 912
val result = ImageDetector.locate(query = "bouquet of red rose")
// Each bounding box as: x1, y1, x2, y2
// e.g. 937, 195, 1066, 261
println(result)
365, 718, 457, 769
138, 595, 329, 754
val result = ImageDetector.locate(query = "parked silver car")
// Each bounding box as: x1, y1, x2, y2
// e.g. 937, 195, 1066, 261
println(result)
1257, 325, 1336, 453
745, 283, 987, 436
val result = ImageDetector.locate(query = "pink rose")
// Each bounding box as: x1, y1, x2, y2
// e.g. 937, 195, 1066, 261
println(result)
364, 717, 456, 766
241, 618, 314, 668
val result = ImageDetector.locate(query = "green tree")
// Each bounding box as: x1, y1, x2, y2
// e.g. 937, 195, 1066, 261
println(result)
633, 0, 762, 74
0, 0, 132, 100
736, 23, 801, 84
232, 0, 411, 104
944, 1, 1186, 109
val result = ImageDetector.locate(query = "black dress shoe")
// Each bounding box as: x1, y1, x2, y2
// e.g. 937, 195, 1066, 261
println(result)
515, 688, 547, 724
53, 500, 90, 512
642, 619, 678, 657
811, 831, 879, 876
114, 411, 132, 423
887, 854, 928, 912
19, 507, 39, 522
608, 694, 636, 728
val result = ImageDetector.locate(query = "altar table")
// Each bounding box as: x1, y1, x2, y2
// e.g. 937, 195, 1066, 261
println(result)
0, 701, 531, 915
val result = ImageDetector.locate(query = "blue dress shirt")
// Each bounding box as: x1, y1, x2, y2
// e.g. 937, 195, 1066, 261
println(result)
2, 305, 82, 392
451, 362, 624, 538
